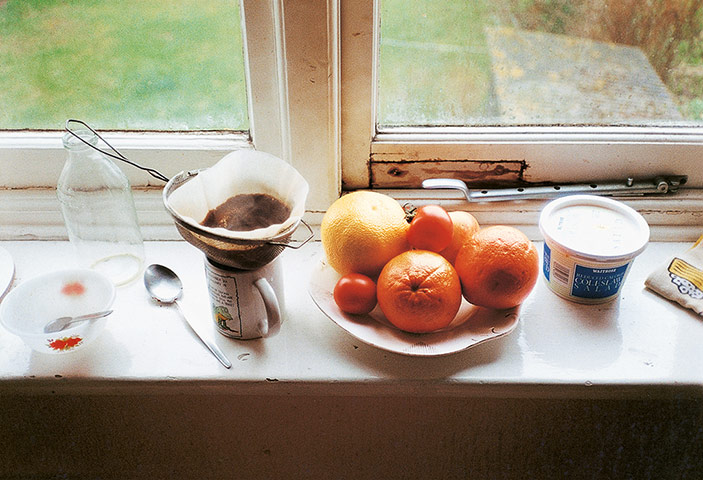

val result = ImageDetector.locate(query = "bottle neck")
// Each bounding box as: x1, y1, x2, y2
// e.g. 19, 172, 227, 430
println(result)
62, 129, 99, 156
59, 129, 128, 188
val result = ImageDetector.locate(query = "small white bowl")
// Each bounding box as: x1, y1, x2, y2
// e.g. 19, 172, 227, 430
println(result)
0, 269, 115, 354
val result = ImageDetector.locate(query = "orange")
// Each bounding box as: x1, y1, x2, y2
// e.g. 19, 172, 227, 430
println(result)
377, 250, 462, 333
321, 191, 409, 278
455, 225, 539, 309
439, 211, 480, 265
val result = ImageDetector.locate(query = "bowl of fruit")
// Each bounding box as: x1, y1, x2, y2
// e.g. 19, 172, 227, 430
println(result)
309, 191, 538, 356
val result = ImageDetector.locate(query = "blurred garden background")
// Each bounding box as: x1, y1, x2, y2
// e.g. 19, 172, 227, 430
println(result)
378, 0, 703, 125
0, 0, 247, 130
1, 0, 702, 130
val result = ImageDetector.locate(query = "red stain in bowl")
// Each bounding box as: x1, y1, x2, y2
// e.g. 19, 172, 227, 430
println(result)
61, 282, 85, 296
48, 336, 83, 351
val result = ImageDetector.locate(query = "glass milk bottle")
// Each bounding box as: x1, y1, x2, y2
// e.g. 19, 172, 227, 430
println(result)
57, 129, 145, 285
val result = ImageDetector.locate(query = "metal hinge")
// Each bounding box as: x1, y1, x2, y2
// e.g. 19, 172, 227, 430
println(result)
422, 175, 688, 202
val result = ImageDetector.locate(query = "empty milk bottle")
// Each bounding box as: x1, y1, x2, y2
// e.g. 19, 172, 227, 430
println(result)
57, 127, 145, 285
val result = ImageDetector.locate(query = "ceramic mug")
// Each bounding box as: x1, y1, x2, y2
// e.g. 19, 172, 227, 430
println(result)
204, 256, 284, 340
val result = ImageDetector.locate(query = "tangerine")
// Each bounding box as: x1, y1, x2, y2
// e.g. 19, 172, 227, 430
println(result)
376, 250, 462, 333
455, 225, 539, 309
439, 211, 480, 265
321, 191, 409, 278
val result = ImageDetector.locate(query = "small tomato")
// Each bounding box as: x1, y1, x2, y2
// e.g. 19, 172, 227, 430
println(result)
333, 273, 377, 315
406, 205, 453, 252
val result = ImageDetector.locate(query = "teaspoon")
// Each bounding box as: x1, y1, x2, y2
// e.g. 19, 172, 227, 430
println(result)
43, 310, 113, 334
143, 264, 232, 369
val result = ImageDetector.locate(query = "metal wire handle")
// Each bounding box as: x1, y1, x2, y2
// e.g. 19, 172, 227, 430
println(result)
65, 119, 170, 183
267, 218, 314, 249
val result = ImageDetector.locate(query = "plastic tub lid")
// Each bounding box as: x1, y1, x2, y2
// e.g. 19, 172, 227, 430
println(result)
538, 195, 650, 262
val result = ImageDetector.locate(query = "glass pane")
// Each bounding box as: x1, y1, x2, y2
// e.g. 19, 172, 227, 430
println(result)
378, 0, 703, 127
0, 0, 247, 131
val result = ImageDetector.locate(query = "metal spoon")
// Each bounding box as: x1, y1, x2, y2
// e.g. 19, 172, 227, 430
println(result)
43, 310, 114, 334
143, 264, 232, 369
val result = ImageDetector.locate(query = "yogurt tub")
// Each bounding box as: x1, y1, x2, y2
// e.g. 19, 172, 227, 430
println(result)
538, 195, 650, 304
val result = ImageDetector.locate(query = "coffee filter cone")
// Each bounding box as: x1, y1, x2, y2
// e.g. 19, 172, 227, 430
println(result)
166, 150, 309, 240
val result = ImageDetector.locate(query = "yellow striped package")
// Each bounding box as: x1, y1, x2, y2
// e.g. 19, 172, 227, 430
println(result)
645, 236, 703, 315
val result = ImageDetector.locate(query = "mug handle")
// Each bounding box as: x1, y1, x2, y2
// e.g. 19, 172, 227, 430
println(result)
253, 277, 281, 337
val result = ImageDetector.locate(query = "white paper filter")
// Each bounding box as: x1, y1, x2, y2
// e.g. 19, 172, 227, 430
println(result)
167, 150, 309, 240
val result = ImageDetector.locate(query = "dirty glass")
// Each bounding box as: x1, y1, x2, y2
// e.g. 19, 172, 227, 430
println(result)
0, 0, 247, 131
378, 0, 703, 127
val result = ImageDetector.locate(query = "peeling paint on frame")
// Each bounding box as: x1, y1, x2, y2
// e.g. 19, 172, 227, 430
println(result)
369, 157, 528, 188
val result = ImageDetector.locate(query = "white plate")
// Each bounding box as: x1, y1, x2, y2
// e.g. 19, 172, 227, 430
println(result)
0, 246, 14, 300
308, 260, 520, 357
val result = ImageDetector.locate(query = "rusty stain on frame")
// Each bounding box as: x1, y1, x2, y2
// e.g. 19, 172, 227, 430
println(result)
369, 157, 529, 188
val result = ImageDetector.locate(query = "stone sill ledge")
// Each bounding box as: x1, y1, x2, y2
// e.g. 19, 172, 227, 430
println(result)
0, 240, 701, 400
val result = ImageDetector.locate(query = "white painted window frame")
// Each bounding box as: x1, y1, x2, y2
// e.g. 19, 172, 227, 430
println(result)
339, 0, 703, 241
341, 0, 703, 190
1, 0, 701, 242
0, 0, 340, 240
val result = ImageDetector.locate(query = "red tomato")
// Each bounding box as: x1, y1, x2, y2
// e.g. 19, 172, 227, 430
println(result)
333, 273, 377, 315
406, 205, 453, 252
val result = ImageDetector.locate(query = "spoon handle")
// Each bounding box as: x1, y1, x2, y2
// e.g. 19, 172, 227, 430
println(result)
174, 301, 232, 369
43, 310, 114, 333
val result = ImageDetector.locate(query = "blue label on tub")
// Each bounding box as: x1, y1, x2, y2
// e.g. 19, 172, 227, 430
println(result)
571, 263, 630, 299
543, 243, 551, 282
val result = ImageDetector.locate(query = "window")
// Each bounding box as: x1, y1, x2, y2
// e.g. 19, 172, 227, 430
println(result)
1, 0, 701, 241
341, 0, 703, 205
0, 0, 338, 236
0, 0, 248, 131
377, 0, 703, 128
0, 0, 276, 191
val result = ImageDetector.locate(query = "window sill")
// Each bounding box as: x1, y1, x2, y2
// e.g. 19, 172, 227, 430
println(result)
0, 239, 701, 399
1, 188, 702, 242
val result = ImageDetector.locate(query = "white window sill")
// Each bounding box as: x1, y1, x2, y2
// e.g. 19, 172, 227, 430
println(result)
0, 239, 701, 399
2, 188, 702, 243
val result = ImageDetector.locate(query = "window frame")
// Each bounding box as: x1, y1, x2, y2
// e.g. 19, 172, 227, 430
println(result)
340, 0, 703, 194
0, 0, 276, 189
0, 0, 340, 239
1, 0, 701, 242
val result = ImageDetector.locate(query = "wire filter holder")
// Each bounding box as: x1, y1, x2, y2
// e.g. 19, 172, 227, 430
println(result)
64, 119, 170, 183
